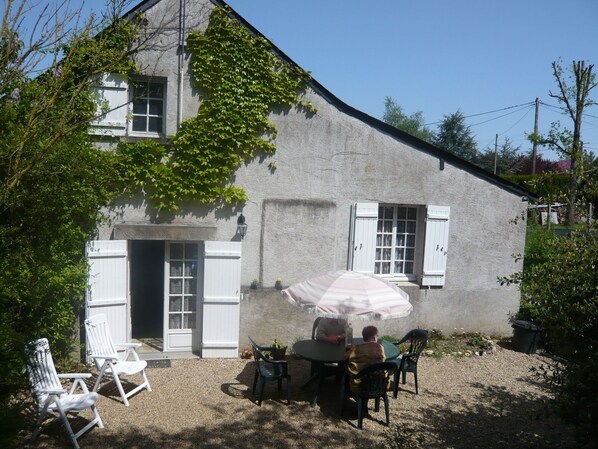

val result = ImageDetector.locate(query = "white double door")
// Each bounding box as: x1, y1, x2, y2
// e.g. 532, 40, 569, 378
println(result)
86, 240, 241, 357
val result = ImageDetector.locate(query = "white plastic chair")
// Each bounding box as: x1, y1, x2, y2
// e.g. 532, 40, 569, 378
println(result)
84, 314, 151, 406
25, 338, 104, 449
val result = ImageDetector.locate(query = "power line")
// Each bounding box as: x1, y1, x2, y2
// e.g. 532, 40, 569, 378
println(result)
424, 101, 535, 126
470, 104, 533, 128
541, 101, 597, 120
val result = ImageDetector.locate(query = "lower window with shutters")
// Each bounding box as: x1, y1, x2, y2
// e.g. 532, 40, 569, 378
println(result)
351, 203, 450, 286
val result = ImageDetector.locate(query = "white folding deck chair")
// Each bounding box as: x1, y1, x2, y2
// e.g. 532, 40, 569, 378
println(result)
25, 338, 104, 449
84, 313, 151, 406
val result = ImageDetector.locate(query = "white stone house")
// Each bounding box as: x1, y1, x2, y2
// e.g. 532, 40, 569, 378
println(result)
85, 0, 537, 358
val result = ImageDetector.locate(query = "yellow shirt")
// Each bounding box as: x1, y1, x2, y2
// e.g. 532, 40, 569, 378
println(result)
345, 341, 386, 392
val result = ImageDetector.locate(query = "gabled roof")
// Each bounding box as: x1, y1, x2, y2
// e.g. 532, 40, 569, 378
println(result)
123, 0, 538, 201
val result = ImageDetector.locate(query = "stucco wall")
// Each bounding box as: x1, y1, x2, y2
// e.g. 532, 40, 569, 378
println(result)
97, 0, 527, 336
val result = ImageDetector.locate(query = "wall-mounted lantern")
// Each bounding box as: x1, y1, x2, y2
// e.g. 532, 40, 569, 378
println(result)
237, 213, 247, 239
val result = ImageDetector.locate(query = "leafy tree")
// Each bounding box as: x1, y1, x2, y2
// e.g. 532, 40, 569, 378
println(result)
434, 110, 478, 162
476, 137, 525, 174
517, 154, 561, 175
0, 0, 141, 427
382, 96, 435, 143
532, 60, 597, 224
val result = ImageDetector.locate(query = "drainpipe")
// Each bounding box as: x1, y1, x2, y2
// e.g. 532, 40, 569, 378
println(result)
177, 0, 186, 129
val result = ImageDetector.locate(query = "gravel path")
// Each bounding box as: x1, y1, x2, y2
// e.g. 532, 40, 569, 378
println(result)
15, 344, 575, 449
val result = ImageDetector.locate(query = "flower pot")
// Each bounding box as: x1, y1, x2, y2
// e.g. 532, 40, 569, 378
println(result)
272, 347, 286, 360
511, 320, 541, 354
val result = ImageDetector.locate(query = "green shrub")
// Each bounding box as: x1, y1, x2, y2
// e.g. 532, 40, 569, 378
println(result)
510, 226, 598, 444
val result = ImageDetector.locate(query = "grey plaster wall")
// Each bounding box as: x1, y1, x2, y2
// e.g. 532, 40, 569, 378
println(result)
96, 0, 527, 337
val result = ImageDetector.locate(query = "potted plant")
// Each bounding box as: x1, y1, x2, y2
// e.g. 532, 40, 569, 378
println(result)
274, 277, 283, 290
250, 278, 260, 289
271, 338, 287, 360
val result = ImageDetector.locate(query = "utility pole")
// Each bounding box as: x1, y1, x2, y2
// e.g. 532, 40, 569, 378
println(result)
532, 97, 539, 174
493, 133, 498, 174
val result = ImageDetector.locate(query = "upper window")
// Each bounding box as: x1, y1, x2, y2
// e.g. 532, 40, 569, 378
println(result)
375, 206, 418, 277
131, 80, 165, 134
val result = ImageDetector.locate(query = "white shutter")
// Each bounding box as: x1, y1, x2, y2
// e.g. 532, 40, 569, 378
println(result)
351, 202, 378, 273
201, 241, 242, 358
422, 206, 450, 287
86, 240, 129, 354
90, 73, 129, 136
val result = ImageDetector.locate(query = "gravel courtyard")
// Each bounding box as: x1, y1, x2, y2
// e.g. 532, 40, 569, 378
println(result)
15, 344, 575, 449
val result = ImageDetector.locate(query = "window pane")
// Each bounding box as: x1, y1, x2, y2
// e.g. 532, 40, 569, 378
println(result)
405, 262, 414, 274
184, 313, 196, 329
148, 117, 162, 133
133, 83, 148, 97
397, 207, 406, 219
132, 115, 146, 132
375, 248, 381, 259
396, 234, 405, 247
395, 261, 404, 273
383, 248, 391, 260
132, 99, 146, 114
406, 235, 415, 247
169, 296, 182, 312
376, 235, 382, 246
169, 314, 181, 329
149, 83, 163, 97
185, 244, 198, 260
149, 99, 163, 115
170, 279, 182, 294
383, 221, 392, 232
383, 235, 392, 246
184, 279, 196, 294
170, 244, 183, 259
170, 262, 183, 277
381, 262, 390, 274
184, 262, 197, 277
406, 248, 415, 261
397, 222, 406, 233
407, 222, 416, 234
407, 208, 417, 220
395, 248, 405, 260
377, 221, 383, 232
374, 264, 380, 274
185, 296, 197, 312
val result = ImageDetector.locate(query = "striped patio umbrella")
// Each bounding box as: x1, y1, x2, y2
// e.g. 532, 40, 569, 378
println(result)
281, 270, 412, 320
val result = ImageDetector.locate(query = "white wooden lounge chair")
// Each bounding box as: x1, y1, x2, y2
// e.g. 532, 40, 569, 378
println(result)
25, 338, 104, 449
84, 314, 151, 406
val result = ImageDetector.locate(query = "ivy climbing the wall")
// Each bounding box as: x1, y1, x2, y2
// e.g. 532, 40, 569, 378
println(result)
117, 6, 314, 211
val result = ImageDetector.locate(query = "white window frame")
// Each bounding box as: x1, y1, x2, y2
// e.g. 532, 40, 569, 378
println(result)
166, 242, 199, 332
375, 205, 421, 282
129, 78, 166, 137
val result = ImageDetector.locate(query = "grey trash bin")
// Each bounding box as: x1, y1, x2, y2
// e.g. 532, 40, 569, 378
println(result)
511, 320, 541, 354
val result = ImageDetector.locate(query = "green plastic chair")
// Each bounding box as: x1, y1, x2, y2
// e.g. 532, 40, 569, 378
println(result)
391, 329, 428, 397
248, 337, 291, 406
340, 361, 397, 430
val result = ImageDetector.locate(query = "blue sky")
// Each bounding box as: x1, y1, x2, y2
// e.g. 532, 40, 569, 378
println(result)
87, 0, 598, 160
223, 0, 598, 161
